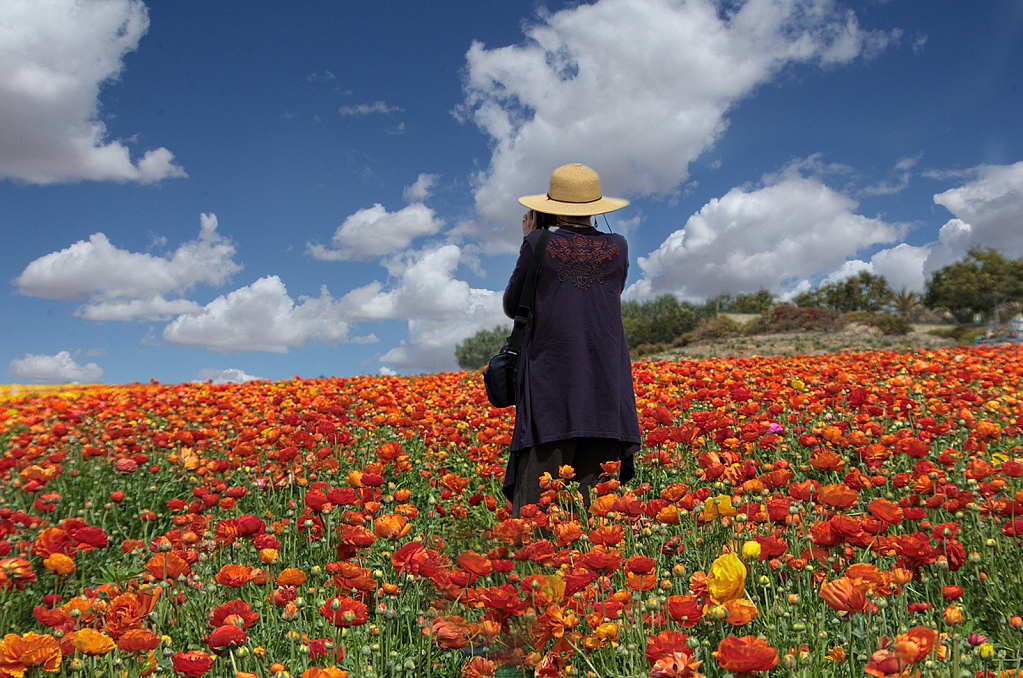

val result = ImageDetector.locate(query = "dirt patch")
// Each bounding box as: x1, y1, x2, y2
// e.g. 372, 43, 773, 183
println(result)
641, 323, 958, 361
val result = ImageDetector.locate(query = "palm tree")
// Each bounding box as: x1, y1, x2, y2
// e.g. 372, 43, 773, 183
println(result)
893, 288, 919, 318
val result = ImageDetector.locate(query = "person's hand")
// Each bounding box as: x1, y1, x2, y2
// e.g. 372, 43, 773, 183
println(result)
522, 210, 538, 237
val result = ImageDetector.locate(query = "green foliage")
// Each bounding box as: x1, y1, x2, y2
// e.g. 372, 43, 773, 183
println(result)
682, 314, 742, 342
744, 305, 842, 334
455, 325, 510, 370
842, 311, 912, 336
792, 270, 895, 313
622, 295, 698, 348
703, 289, 776, 315
892, 287, 919, 317
924, 246, 1023, 324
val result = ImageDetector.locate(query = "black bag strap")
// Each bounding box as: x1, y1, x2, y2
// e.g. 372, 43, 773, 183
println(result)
506, 228, 552, 354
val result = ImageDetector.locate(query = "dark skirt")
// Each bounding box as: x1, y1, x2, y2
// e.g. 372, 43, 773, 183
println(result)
504, 437, 630, 517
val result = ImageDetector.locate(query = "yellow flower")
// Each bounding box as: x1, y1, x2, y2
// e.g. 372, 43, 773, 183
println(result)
707, 553, 747, 603
979, 643, 994, 659
741, 540, 762, 561
703, 495, 737, 521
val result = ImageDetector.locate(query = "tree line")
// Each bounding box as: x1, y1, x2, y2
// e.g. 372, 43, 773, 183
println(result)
456, 246, 1023, 369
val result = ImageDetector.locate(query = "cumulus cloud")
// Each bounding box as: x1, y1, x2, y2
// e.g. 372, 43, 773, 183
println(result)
15, 213, 239, 320
163, 276, 349, 353
403, 173, 440, 203
628, 164, 905, 300
0, 0, 186, 184
868, 243, 932, 291
9, 351, 103, 383
931, 161, 1023, 259
331, 244, 506, 371
307, 203, 444, 261
457, 0, 896, 250
193, 367, 262, 384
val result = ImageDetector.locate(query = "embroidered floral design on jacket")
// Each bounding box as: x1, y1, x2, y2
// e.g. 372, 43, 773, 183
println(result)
546, 234, 620, 290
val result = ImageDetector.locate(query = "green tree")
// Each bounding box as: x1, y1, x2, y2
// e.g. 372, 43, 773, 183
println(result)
455, 325, 510, 370
621, 294, 698, 347
792, 271, 894, 313
729, 289, 775, 314
924, 246, 1023, 324
892, 288, 919, 318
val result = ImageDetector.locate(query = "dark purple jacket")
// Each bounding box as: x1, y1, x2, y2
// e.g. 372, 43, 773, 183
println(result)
501, 225, 640, 498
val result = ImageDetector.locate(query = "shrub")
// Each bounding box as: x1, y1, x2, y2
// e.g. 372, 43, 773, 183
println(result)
842, 312, 911, 336
743, 306, 841, 334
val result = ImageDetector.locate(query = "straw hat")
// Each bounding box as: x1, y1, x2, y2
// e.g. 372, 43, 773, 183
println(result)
518, 163, 629, 216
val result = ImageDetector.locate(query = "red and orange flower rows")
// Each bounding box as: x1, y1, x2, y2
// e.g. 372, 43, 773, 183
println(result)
1, 345, 1022, 677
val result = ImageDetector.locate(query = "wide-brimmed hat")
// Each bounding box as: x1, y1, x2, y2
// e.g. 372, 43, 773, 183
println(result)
518, 163, 629, 216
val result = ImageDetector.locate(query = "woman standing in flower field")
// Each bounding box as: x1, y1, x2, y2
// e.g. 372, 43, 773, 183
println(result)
501, 164, 642, 517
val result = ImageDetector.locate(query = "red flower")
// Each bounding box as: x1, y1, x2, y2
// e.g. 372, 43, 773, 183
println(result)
172, 650, 216, 676
666, 595, 703, 627
713, 635, 779, 675
319, 597, 368, 627
819, 577, 868, 614
206, 625, 248, 655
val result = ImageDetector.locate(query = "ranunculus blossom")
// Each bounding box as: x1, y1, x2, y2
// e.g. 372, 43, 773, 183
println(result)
0, 632, 63, 675
707, 553, 746, 603
70, 628, 116, 655
713, 635, 779, 675
819, 577, 868, 614
42, 553, 75, 576
319, 597, 368, 627
172, 649, 216, 676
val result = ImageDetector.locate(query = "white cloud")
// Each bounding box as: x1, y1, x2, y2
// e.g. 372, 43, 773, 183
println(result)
869, 243, 931, 291
403, 173, 440, 203
9, 351, 103, 383
0, 0, 186, 184
328, 243, 507, 371
931, 161, 1023, 259
342, 245, 494, 322
193, 368, 262, 384
15, 213, 239, 320
628, 164, 905, 300
457, 0, 896, 250
378, 366, 398, 376
75, 297, 204, 322
307, 203, 444, 261
163, 275, 349, 353
378, 296, 507, 372
338, 101, 403, 115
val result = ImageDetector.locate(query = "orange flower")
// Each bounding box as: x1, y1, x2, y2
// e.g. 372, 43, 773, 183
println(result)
819, 577, 868, 614
455, 550, 493, 577
215, 564, 253, 588
70, 628, 115, 655
373, 513, 411, 539
553, 521, 584, 546
894, 625, 938, 665
424, 617, 470, 650
301, 667, 351, 678
723, 598, 759, 626
868, 497, 904, 524
106, 587, 161, 636
145, 553, 190, 580
42, 553, 75, 576
0, 632, 63, 675
818, 484, 858, 509
588, 525, 624, 547
117, 629, 161, 653
0, 558, 37, 591
713, 635, 779, 675
461, 655, 496, 678
276, 568, 307, 587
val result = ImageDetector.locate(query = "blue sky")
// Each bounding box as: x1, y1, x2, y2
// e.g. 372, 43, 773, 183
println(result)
2, 0, 1022, 384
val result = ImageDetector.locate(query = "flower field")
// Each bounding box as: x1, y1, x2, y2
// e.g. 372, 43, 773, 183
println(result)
2, 346, 1023, 678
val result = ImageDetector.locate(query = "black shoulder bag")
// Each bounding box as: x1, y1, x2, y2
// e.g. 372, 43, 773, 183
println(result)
483, 229, 552, 408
